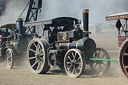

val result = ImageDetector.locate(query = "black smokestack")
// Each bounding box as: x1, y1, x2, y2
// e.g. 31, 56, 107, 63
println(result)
83, 9, 89, 37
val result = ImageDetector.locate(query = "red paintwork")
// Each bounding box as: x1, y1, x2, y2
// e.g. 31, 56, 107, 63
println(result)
118, 36, 128, 47
0, 35, 2, 41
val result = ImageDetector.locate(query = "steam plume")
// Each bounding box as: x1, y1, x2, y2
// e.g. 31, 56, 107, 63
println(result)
0, 0, 128, 25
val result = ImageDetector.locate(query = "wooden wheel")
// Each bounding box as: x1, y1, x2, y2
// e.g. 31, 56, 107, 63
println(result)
119, 38, 128, 78
90, 48, 111, 75
6, 48, 14, 69
27, 38, 50, 74
64, 49, 85, 78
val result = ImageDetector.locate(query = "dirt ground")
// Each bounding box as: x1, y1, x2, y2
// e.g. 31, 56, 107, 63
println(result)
0, 29, 128, 85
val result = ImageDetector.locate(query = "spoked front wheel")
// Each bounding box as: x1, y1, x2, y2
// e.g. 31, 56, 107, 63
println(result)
64, 49, 85, 78
6, 48, 14, 69
89, 48, 111, 75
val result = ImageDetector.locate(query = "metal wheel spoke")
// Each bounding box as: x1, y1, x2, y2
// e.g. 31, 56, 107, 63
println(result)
40, 53, 44, 56
98, 51, 101, 58
68, 56, 72, 61
77, 65, 81, 69
99, 64, 103, 70
68, 64, 72, 71
74, 52, 77, 60
72, 53, 75, 59
8, 57, 11, 61
38, 44, 42, 52
36, 43, 40, 51
125, 66, 128, 69
36, 62, 41, 71
75, 62, 81, 65
74, 67, 78, 75
124, 53, 128, 56
36, 42, 41, 52
32, 60, 38, 68
95, 63, 98, 67
72, 66, 75, 74
33, 42, 37, 48
76, 57, 80, 62
75, 52, 77, 57
9, 57, 11, 61
39, 50, 44, 56
94, 52, 97, 57
67, 62, 72, 64
7, 53, 10, 57
102, 62, 107, 67
29, 56, 36, 60
7, 59, 9, 63
39, 58, 43, 63
101, 54, 105, 59
39, 56, 44, 60
73, 66, 77, 74
30, 49, 36, 53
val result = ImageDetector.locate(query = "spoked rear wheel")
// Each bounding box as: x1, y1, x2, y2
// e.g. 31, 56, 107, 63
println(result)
64, 49, 85, 78
27, 38, 50, 74
119, 39, 128, 78
6, 49, 14, 69
90, 48, 111, 75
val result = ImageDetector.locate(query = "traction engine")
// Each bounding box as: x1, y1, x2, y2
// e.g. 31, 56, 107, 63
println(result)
0, 0, 114, 78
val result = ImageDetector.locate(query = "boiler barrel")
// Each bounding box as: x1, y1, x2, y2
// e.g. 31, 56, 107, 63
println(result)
59, 38, 96, 54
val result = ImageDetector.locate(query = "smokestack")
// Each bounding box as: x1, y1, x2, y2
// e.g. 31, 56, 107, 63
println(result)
38, 0, 42, 8
83, 9, 89, 37
16, 18, 24, 35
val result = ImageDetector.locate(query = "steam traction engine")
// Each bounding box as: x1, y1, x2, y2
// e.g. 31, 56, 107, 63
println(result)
106, 13, 128, 78
0, 0, 42, 68
0, 0, 112, 78
26, 9, 111, 78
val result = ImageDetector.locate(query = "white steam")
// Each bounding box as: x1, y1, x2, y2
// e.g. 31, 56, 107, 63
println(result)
0, 0, 127, 25
40, 0, 126, 24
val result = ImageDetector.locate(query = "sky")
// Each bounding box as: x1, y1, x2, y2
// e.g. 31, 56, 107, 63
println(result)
0, 0, 127, 25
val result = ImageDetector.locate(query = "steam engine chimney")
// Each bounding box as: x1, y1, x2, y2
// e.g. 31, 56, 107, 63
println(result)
16, 18, 24, 35
83, 9, 89, 37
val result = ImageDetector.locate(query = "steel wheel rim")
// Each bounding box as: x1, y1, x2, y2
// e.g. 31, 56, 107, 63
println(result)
64, 49, 84, 78
120, 42, 128, 77
28, 40, 45, 73
90, 48, 110, 75
6, 49, 13, 69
